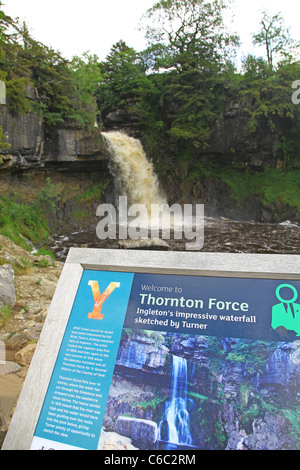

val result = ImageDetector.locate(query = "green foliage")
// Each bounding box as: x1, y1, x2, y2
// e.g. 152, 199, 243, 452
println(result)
0, 195, 49, 249
238, 60, 300, 136
69, 52, 103, 129
96, 40, 146, 118
213, 166, 300, 211
282, 409, 300, 444
37, 177, 62, 214
78, 181, 109, 203
37, 258, 51, 268
0, 303, 12, 326
165, 69, 226, 148
35, 248, 56, 259
226, 340, 279, 374
0, 5, 102, 128
5, 77, 32, 114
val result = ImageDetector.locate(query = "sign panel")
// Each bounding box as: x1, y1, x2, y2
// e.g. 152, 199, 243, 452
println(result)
30, 270, 134, 450
29, 267, 300, 450
125, 273, 300, 340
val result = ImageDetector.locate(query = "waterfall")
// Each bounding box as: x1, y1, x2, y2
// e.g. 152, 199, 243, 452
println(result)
101, 130, 203, 250
158, 355, 193, 447
102, 131, 166, 209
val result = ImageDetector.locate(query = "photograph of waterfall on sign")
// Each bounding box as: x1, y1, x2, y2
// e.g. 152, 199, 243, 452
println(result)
98, 329, 300, 451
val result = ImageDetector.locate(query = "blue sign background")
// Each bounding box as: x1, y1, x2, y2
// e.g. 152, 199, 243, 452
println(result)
124, 273, 300, 341
33, 270, 134, 450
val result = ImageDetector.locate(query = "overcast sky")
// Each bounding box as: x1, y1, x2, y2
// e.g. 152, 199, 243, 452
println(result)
3, 0, 300, 62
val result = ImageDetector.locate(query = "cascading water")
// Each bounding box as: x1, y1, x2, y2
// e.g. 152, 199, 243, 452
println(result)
102, 131, 166, 209
101, 131, 196, 245
158, 355, 193, 448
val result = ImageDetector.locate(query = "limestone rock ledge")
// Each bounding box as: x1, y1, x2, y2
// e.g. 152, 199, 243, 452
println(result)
0, 105, 106, 171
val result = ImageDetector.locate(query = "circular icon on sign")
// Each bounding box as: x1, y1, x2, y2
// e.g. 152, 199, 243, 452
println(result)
275, 284, 298, 304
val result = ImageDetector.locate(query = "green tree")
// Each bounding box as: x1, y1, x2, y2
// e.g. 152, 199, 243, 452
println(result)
252, 11, 300, 70
0, 3, 100, 128
241, 54, 270, 80
96, 40, 146, 118
69, 52, 103, 128
0, 2, 16, 48
139, 0, 239, 72
238, 60, 300, 168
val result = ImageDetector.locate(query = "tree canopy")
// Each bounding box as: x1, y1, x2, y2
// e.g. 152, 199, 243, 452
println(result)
252, 11, 300, 70
139, 0, 239, 71
0, 2, 101, 128
0, 0, 299, 167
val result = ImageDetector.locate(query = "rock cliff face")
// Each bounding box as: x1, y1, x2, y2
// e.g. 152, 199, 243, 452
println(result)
116, 332, 168, 373
0, 105, 113, 235
203, 98, 281, 168
0, 107, 43, 169
0, 105, 107, 171
0, 100, 298, 224
105, 97, 282, 170
0, 93, 282, 173
103, 97, 300, 222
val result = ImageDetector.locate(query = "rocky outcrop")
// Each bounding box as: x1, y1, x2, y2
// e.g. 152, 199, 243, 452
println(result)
0, 105, 107, 171
226, 412, 297, 450
115, 416, 158, 449
0, 107, 43, 170
98, 430, 137, 450
43, 123, 105, 166
103, 97, 282, 170
254, 342, 299, 396
0, 101, 298, 224
204, 98, 281, 168
104, 99, 141, 139
116, 332, 168, 373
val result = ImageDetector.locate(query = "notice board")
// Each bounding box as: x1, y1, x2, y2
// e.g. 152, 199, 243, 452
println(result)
3, 249, 300, 451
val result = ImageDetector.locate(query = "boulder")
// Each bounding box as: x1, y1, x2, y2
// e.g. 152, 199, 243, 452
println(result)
15, 343, 37, 366
115, 416, 158, 449
97, 430, 137, 450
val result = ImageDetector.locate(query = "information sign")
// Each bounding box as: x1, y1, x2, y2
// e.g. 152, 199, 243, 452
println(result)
3, 249, 300, 451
